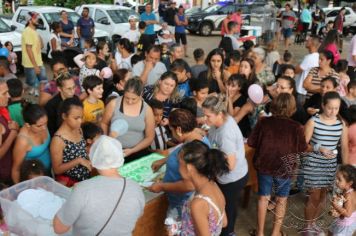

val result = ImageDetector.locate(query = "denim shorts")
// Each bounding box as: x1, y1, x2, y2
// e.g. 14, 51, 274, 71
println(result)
24, 66, 47, 87
258, 173, 291, 197
282, 28, 293, 38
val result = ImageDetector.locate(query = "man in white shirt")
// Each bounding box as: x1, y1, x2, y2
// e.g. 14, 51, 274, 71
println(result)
132, 45, 167, 85
347, 34, 356, 79
224, 21, 240, 50
123, 15, 140, 46
295, 35, 320, 106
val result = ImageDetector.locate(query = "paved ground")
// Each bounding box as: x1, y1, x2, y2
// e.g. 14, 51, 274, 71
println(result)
20, 32, 354, 236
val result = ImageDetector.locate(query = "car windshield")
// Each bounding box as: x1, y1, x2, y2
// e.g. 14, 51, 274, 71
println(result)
0, 18, 11, 33
43, 12, 80, 25
202, 4, 223, 13
107, 9, 139, 24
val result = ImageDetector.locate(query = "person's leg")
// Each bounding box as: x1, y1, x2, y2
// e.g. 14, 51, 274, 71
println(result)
257, 174, 273, 236
174, 33, 180, 45
181, 33, 188, 57
24, 67, 37, 95
271, 197, 288, 236
270, 177, 291, 236
305, 189, 321, 227
314, 188, 328, 221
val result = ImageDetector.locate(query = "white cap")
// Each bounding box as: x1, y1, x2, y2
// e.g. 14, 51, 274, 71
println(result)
128, 15, 138, 21
89, 135, 124, 170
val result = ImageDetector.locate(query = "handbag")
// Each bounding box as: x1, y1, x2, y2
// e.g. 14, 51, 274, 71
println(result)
95, 178, 127, 236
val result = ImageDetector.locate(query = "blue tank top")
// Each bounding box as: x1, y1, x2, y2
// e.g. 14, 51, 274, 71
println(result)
22, 130, 51, 171
175, 14, 186, 34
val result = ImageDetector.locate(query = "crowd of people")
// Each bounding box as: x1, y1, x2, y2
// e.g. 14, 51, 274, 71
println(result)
0, 1, 355, 236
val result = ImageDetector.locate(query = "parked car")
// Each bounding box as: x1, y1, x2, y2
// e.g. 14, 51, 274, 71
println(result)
9, 6, 110, 55
0, 17, 22, 66
186, 1, 268, 36
185, 6, 202, 16
76, 4, 139, 43
323, 6, 356, 35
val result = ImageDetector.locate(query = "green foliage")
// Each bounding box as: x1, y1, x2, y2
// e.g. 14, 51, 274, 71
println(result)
34, 0, 113, 10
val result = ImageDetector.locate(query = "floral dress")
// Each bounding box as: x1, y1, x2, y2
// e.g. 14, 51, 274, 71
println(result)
180, 194, 224, 236
54, 135, 90, 182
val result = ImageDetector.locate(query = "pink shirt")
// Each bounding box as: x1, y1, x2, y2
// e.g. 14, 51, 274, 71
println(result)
349, 124, 356, 166
231, 13, 243, 32
221, 17, 232, 35
325, 43, 340, 65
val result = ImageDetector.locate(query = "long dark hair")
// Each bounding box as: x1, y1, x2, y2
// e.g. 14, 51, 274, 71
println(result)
180, 140, 229, 181
118, 38, 135, 54
319, 29, 339, 52
205, 48, 226, 83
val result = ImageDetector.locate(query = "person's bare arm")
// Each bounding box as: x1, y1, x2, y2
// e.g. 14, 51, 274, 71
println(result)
0, 123, 18, 159
50, 136, 89, 175
26, 45, 39, 73
76, 25, 81, 38
191, 199, 212, 236
100, 98, 116, 134
53, 215, 71, 234
303, 74, 320, 94
340, 123, 349, 164
233, 101, 252, 123
304, 118, 314, 152
11, 136, 29, 183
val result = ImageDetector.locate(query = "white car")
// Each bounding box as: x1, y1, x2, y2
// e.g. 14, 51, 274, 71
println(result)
323, 6, 356, 33
0, 17, 21, 54
76, 4, 138, 42
10, 6, 110, 55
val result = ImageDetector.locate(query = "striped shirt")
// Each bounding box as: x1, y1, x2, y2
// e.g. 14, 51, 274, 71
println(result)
306, 67, 339, 98
303, 115, 343, 188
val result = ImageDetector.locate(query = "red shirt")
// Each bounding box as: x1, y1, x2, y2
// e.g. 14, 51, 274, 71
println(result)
221, 17, 232, 35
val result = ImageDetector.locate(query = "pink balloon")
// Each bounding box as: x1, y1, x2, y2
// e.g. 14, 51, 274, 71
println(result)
101, 67, 113, 79
248, 84, 264, 104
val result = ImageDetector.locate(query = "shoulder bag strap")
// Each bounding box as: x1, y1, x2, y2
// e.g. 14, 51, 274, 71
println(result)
96, 178, 126, 236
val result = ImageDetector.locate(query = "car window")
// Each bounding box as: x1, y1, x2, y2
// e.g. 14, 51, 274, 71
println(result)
107, 9, 138, 24
203, 4, 222, 13
345, 10, 350, 15
327, 10, 338, 17
43, 12, 80, 25
17, 9, 29, 25
0, 18, 11, 32
237, 6, 251, 14
221, 5, 235, 14
95, 9, 107, 23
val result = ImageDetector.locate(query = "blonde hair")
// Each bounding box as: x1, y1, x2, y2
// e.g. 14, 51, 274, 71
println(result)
202, 94, 227, 115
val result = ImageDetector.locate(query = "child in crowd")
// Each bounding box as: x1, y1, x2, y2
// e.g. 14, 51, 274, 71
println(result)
335, 59, 350, 97
83, 38, 96, 53
161, 43, 170, 62
157, 22, 175, 46
149, 99, 169, 151
227, 50, 241, 75
6, 78, 25, 127
348, 105, 356, 167
191, 48, 207, 79
281, 64, 296, 79
272, 50, 293, 77
82, 75, 104, 123
19, 159, 45, 182
4, 41, 17, 74
105, 68, 131, 103
328, 165, 356, 236
74, 51, 101, 91
304, 76, 338, 116
343, 80, 356, 107
190, 78, 209, 126
137, 21, 151, 55
81, 122, 103, 154
171, 59, 191, 98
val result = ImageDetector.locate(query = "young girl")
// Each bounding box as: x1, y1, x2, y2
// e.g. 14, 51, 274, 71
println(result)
348, 105, 356, 167
4, 41, 17, 74
238, 58, 257, 87
19, 159, 45, 182
190, 78, 209, 126
49, 21, 62, 59
74, 51, 101, 91
304, 76, 338, 116
303, 91, 349, 235
226, 74, 250, 138
179, 140, 228, 236
50, 98, 91, 187
335, 60, 350, 97
329, 165, 356, 236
